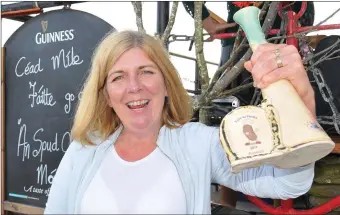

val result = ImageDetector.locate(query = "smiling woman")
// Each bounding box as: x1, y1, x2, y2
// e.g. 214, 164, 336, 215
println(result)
44, 30, 317, 214
71, 30, 193, 147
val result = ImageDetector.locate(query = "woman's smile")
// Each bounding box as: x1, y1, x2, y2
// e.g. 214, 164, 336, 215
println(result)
126, 99, 150, 110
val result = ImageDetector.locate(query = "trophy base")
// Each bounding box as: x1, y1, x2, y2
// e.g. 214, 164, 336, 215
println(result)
230, 151, 282, 173
229, 140, 335, 173
274, 140, 335, 169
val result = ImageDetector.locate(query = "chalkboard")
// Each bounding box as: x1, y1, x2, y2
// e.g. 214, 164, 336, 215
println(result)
4, 8, 114, 209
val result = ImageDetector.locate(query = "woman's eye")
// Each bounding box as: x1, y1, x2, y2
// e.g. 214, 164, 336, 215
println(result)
142, 70, 154, 75
112, 76, 123, 82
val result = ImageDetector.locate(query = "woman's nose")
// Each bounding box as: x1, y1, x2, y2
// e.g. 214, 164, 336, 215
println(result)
127, 75, 142, 93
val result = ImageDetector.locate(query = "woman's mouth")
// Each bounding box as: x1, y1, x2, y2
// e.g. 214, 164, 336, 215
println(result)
127, 99, 150, 109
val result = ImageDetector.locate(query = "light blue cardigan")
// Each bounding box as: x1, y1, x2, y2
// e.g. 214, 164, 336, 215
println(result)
44, 122, 314, 214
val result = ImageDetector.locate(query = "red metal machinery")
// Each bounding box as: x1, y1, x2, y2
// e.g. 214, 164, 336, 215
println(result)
214, 2, 340, 214
214, 2, 340, 48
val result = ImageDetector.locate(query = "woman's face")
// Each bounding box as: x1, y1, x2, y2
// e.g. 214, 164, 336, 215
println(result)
106, 47, 168, 132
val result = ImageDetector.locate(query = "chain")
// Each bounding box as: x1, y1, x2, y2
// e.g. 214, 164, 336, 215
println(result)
182, 77, 199, 84
167, 34, 212, 44
308, 57, 340, 134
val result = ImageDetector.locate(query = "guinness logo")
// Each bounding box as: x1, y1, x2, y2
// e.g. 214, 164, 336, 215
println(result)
41, 21, 48, 33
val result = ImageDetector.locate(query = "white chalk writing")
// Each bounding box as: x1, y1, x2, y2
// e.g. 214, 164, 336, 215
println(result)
17, 118, 30, 162
61, 132, 70, 153
16, 119, 71, 162
32, 128, 60, 162
51, 46, 83, 70
15, 57, 44, 78
64, 93, 75, 114
36, 164, 56, 185
28, 81, 56, 108
23, 185, 51, 197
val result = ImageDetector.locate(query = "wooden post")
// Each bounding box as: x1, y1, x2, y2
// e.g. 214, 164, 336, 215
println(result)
4, 202, 44, 214
1, 47, 6, 215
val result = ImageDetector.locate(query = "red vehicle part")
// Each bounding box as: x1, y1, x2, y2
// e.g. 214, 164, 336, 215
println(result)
247, 195, 340, 214
214, 1, 340, 214
214, 23, 340, 40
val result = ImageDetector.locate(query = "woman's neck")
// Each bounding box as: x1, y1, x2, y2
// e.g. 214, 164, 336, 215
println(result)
114, 125, 162, 162
118, 124, 162, 148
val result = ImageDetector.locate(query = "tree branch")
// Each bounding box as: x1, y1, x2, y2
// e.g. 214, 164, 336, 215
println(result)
198, 1, 268, 97
131, 1, 146, 33
207, 37, 247, 94
303, 39, 340, 63
313, 49, 340, 67
216, 82, 253, 98
192, 2, 280, 112
259, 1, 271, 19
161, 2, 179, 44
194, 1, 210, 93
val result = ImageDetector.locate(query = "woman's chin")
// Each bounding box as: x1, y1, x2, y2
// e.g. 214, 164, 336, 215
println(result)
122, 115, 162, 133
127, 119, 154, 131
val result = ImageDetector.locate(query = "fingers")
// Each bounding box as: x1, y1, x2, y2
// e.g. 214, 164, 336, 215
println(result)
206, 35, 215, 42
215, 23, 238, 33
244, 61, 253, 72
250, 43, 295, 65
246, 43, 315, 115
251, 52, 292, 84
222, 22, 237, 28
250, 46, 303, 86
257, 62, 310, 99
255, 66, 287, 88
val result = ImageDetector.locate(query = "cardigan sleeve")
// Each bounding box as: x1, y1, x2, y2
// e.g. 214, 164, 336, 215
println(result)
210, 128, 314, 199
44, 141, 80, 214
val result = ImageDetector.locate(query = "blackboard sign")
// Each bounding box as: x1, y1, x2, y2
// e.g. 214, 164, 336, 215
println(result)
4, 8, 114, 209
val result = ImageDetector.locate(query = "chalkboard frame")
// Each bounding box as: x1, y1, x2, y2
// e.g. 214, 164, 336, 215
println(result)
1, 46, 43, 215
2, 47, 6, 214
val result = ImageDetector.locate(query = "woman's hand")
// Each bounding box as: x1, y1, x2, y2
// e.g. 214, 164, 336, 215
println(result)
244, 43, 316, 117
202, 16, 237, 41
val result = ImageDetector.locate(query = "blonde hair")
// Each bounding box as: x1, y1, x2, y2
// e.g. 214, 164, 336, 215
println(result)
71, 30, 193, 145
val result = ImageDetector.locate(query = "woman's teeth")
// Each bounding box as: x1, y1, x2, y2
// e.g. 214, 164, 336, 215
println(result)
127, 100, 149, 109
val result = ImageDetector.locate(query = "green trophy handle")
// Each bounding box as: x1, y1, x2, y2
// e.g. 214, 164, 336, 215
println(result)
233, 6, 290, 101
233, 6, 267, 51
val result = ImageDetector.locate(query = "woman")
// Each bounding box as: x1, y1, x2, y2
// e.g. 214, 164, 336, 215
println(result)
44, 30, 315, 214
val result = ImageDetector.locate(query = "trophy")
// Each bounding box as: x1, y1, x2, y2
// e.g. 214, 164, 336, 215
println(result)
219, 6, 335, 173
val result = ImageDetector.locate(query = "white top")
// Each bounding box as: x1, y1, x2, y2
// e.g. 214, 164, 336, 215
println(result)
80, 146, 187, 214
46, 122, 315, 214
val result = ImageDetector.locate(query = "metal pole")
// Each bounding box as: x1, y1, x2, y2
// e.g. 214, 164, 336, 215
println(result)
286, 11, 298, 48
157, 1, 169, 48
195, 62, 201, 95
